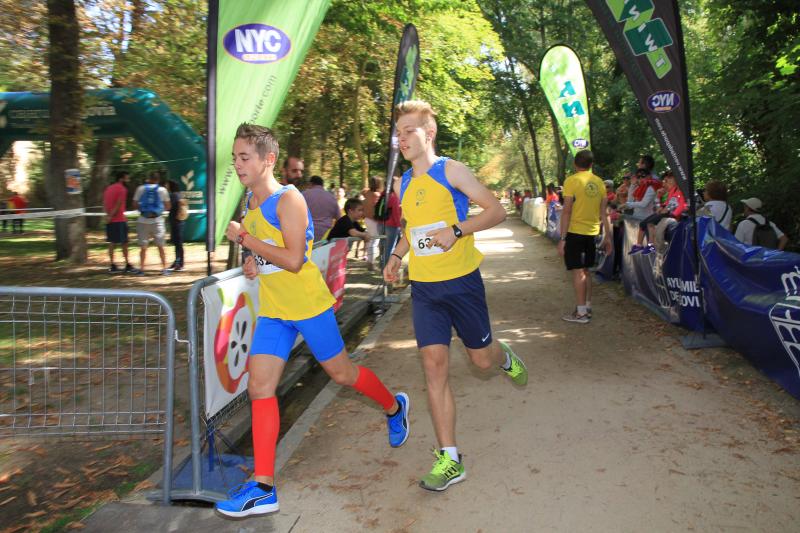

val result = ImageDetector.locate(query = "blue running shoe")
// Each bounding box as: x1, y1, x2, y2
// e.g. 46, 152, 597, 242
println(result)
387, 392, 410, 448
215, 481, 279, 518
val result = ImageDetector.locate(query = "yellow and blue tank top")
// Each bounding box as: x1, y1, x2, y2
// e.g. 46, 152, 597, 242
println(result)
400, 157, 483, 282
242, 186, 334, 320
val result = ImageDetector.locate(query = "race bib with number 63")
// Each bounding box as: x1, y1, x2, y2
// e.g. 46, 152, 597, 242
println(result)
410, 221, 448, 256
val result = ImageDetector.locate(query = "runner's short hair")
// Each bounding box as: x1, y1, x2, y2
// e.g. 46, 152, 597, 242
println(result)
309, 175, 324, 186
235, 123, 280, 161
395, 100, 438, 133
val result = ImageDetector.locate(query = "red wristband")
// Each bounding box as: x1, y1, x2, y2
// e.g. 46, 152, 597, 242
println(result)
236, 229, 247, 245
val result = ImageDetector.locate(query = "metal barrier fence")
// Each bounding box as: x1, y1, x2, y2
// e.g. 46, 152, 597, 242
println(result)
0, 286, 176, 504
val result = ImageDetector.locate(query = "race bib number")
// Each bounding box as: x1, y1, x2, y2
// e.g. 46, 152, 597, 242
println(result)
255, 239, 283, 275
411, 221, 447, 256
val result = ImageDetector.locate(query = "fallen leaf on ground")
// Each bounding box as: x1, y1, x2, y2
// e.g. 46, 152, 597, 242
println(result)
0, 496, 16, 506
23, 511, 46, 518
66, 523, 86, 530
133, 479, 155, 492
26, 490, 37, 506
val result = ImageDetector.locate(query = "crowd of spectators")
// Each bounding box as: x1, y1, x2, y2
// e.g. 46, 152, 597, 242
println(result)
518, 152, 790, 277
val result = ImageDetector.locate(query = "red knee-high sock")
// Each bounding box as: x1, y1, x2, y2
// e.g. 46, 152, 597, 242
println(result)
251, 397, 279, 478
351, 366, 395, 411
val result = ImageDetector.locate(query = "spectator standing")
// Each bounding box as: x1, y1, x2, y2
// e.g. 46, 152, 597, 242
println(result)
7, 190, 28, 234
558, 150, 612, 323
102, 171, 133, 273
545, 184, 560, 205
382, 177, 403, 267
604, 179, 616, 203
280, 156, 305, 187
362, 176, 385, 270
302, 175, 341, 241
700, 180, 732, 230
133, 172, 171, 275
166, 180, 187, 271
734, 197, 788, 250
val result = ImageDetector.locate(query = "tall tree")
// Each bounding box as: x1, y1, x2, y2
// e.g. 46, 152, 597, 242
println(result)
47, 0, 86, 262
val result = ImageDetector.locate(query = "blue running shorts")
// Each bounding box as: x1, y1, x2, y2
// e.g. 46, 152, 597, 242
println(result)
250, 307, 345, 362
410, 268, 492, 350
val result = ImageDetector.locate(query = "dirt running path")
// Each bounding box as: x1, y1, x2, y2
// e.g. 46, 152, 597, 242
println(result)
263, 215, 800, 533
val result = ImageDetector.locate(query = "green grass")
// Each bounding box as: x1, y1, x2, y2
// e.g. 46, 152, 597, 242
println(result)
40, 503, 102, 533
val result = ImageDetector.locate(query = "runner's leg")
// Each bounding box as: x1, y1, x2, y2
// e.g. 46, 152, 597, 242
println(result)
420, 344, 456, 448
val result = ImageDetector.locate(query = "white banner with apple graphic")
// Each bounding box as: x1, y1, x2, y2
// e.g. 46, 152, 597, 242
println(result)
201, 239, 349, 418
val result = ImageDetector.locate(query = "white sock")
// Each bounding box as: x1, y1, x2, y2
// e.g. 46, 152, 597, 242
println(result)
501, 349, 512, 370
442, 446, 459, 462
577, 305, 588, 315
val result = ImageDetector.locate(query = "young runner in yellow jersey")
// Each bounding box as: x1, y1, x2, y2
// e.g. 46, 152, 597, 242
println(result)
216, 124, 410, 519
382, 101, 528, 492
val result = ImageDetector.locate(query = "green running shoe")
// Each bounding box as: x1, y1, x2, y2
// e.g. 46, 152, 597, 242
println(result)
419, 449, 466, 492
500, 341, 528, 385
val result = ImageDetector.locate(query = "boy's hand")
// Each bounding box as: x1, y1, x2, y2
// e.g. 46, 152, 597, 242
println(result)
426, 226, 457, 252
242, 255, 258, 280
225, 221, 241, 242
383, 254, 401, 283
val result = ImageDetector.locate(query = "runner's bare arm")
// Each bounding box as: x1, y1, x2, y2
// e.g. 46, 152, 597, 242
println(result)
423, 160, 505, 251
384, 218, 409, 283
445, 160, 506, 234
226, 189, 310, 273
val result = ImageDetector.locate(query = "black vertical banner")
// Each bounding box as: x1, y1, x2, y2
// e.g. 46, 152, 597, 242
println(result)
385, 24, 420, 183
584, 0, 694, 200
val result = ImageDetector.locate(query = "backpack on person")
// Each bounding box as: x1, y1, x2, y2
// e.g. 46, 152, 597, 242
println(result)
374, 191, 391, 221
176, 197, 189, 221
139, 184, 164, 218
748, 216, 779, 248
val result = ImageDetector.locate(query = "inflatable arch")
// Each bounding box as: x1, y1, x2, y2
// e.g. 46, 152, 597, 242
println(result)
0, 88, 207, 241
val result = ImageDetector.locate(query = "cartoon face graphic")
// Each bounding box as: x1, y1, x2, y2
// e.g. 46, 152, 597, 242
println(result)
213, 289, 255, 393
416, 189, 426, 207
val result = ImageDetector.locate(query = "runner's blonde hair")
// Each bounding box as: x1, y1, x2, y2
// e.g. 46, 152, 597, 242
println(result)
395, 100, 437, 135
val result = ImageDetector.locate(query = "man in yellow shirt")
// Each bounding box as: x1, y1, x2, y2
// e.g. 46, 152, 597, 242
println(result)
558, 150, 612, 323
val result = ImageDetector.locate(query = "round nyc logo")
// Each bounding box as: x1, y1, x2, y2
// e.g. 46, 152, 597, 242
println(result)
224, 24, 291, 64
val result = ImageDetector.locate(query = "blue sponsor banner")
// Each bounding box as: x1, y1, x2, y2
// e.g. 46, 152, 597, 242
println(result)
698, 217, 800, 399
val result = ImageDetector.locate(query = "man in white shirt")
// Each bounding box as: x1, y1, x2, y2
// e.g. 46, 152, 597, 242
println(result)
132, 172, 172, 275
734, 197, 788, 250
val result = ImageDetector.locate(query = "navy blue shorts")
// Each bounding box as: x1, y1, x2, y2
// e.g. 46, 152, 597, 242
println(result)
250, 307, 345, 362
411, 269, 492, 349
106, 222, 129, 244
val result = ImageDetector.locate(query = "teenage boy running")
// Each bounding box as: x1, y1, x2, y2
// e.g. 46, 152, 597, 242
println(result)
383, 100, 528, 492
215, 124, 410, 518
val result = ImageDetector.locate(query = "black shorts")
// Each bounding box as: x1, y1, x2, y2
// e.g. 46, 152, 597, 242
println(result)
639, 213, 670, 230
106, 222, 129, 244
564, 232, 596, 270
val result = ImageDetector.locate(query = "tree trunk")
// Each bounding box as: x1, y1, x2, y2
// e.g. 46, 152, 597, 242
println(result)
85, 139, 112, 229
351, 60, 369, 189
87, 0, 145, 229
47, 0, 86, 263
286, 102, 306, 160
519, 140, 539, 196
506, 58, 546, 193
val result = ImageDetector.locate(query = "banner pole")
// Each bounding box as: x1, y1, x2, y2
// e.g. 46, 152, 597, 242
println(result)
205, 0, 219, 276
671, 0, 704, 334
